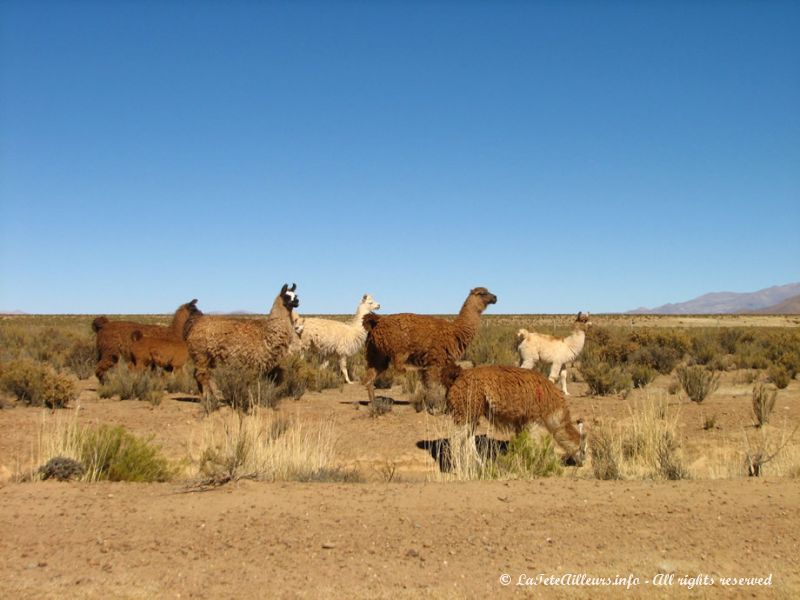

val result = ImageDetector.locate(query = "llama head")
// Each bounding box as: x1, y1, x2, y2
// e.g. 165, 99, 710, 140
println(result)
181, 299, 203, 317
575, 311, 592, 329
279, 283, 300, 310
360, 293, 381, 312
516, 328, 529, 342
564, 418, 587, 467
468, 287, 498, 310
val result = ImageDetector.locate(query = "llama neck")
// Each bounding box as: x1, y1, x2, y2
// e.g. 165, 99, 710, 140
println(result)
564, 329, 586, 355
350, 302, 372, 328
453, 298, 483, 348
168, 309, 190, 337
268, 296, 286, 318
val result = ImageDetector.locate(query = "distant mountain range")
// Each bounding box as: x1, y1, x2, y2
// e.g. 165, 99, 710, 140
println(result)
629, 282, 800, 315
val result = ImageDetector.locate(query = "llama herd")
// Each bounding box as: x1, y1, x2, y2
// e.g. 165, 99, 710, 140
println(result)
92, 284, 589, 465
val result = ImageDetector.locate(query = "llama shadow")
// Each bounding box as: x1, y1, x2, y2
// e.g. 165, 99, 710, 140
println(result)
346, 397, 411, 408
416, 436, 510, 473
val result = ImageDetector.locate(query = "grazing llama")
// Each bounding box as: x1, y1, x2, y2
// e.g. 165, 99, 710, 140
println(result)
517, 312, 591, 396
186, 284, 300, 397
440, 363, 586, 465
361, 287, 497, 406
92, 299, 201, 382
296, 293, 381, 383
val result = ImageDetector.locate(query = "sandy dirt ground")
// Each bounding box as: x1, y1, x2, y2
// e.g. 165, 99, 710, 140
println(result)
2, 368, 800, 599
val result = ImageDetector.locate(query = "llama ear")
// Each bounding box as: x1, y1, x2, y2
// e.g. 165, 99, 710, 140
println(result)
281, 284, 288, 295
290, 283, 296, 292
362, 294, 368, 301
189, 299, 198, 306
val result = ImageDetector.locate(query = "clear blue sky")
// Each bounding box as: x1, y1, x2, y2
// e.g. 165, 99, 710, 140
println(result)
1, 1, 798, 314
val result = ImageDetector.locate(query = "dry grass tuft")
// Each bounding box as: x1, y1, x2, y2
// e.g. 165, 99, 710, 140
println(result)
195, 408, 359, 484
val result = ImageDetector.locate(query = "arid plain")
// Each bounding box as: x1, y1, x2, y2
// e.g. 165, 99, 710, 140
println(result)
1, 313, 799, 599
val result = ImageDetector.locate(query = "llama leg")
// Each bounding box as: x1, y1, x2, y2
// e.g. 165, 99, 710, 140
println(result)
339, 355, 351, 384
548, 362, 562, 383
361, 367, 377, 408
95, 353, 117, 382
559, 367, 570, 396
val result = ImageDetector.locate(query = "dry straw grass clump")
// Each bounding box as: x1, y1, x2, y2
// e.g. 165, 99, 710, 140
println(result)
31, 411, 175, 482
195, 408, 359, 485
0, 359, 78, 408
752, 383, 777, 428
675, 365, 720, 403
590, 395, 687, 481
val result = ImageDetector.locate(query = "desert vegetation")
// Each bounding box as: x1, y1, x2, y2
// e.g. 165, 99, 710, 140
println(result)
1, 312, 798, 487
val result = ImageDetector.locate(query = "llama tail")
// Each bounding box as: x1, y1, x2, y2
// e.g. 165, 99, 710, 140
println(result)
362, 312, 382, 332
92, 316, 109, 332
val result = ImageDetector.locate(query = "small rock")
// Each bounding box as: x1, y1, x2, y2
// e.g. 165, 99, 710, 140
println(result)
405, 549, 419, 558
321, 542, 336, 550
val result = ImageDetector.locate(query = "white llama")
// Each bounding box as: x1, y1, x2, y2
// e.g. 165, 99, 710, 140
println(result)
298, 293, 381, 383
517, 312, 591, 396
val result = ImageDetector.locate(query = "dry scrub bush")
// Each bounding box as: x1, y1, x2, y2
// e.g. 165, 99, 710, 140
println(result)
33, 412, 175, 482
0, 359, 77, 408
464, 324, 519, 367
590, 396, 687, 480
752, 383, 777, 428
196, 409, 358, 484
767, 364, 790, 390
98, 362, 164, 405
675, 365, 719, 403
579, 351, 632, 396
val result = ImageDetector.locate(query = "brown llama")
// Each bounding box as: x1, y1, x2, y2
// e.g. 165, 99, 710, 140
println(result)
186, 283, 300, 397
129, 330, 190, 374
92, 299, 201, 382
361, 287, 497, 406
440, 363, 586, 465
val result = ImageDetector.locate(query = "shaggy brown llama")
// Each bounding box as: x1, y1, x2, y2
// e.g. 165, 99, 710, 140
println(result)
440, 363, 586, 465
92, 299, 201, 382
186, 283, 300, 397
361, 287, 497, 406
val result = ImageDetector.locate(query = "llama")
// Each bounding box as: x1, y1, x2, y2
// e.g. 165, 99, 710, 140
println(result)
440, 363, 586, 465
361, 287, 497, 406
297, 294, 381, 383
186, 283, 300, 396
129, 330, 190, 374
517, 312, 591, 396
92, 299, 201, 382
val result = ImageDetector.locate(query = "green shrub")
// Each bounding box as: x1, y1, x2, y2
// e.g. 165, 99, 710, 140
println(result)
675, 365, 720, 403
98, 363, 164, 405
0, 359, 77, 408
778, 351, 800, 379
630, 364, 657, 389
690, 334, 721, 366
580, 358, 632, 396
487, 430, 563, 478
464, 324, 518, 366
80, 425, 175, 482
752, 383, 777, 428
212, 362, 281, 412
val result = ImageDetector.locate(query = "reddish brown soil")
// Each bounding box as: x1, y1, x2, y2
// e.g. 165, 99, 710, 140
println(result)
1, 374, 799, 599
